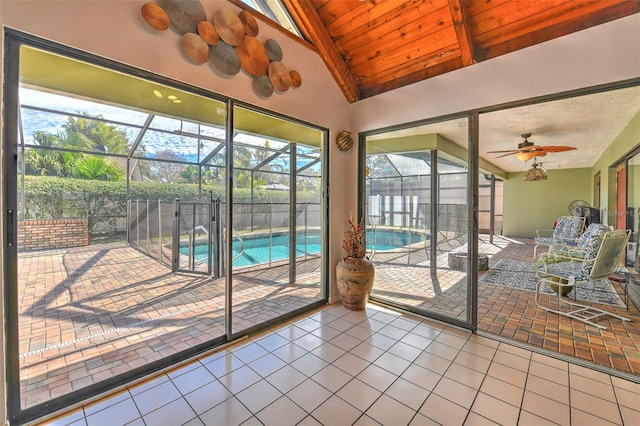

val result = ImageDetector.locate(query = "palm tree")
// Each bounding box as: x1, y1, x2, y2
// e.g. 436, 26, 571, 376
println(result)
24, 116, 129, 180
63, 115, 130, 154
24, 131, 81, 176
75, 156, 125, 181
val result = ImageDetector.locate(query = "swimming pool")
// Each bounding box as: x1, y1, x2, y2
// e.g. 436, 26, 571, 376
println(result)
182, 229, 428, 267
367, 229, 427, 251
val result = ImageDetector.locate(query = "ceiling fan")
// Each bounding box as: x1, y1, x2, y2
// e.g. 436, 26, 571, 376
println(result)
488, 133, 577, 161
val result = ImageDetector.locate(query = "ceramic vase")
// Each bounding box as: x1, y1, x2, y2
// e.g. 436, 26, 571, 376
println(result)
336, 256, 374, 310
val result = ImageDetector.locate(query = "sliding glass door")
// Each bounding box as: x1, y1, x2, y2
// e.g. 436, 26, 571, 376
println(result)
3, 33, 327, 424
362, 117, 475, 327
623, 149, 639, 270
228, 106, 326, 337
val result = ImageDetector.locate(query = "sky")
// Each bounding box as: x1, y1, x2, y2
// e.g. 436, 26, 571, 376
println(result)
19, 88, 321, 174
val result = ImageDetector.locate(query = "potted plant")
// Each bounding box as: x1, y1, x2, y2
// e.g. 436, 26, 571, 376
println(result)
335, 212, 374, 310
534, 253, 572, 296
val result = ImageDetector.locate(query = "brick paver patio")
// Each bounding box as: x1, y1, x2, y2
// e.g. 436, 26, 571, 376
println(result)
477, 236, 640, 376
15, 234, 640, 410
17, 244, 322, 408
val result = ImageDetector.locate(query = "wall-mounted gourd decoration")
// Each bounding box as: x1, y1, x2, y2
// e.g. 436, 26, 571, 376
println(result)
141, 0, 302, 98
336, 130, 354, 152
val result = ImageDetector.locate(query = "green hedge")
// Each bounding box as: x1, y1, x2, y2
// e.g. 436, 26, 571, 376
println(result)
20, 176, 321, 232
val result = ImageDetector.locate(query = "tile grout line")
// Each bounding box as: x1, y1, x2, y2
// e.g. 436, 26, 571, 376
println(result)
39, 303, 640, 426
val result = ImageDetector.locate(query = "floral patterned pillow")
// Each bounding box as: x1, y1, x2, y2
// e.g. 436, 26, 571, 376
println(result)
551, 223, 608, 257
577, 223, 610, 247
553, 217, 584, 243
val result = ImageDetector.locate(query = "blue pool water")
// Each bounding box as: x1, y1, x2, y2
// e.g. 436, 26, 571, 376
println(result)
182, 230, 427, 267
367, 230, 427, 251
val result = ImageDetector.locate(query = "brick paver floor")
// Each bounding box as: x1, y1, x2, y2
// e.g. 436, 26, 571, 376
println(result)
477, 235, 640, 376
15, 234, 640, 410
17, 244, 322, 409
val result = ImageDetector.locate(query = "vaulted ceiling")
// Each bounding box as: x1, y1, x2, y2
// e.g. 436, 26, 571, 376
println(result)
282, 0, 640, 103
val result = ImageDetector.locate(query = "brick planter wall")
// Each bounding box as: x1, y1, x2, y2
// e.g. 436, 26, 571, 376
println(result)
18, 219, 89, 251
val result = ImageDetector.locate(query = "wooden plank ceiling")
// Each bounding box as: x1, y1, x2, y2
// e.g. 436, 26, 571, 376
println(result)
282, 0, 640, 103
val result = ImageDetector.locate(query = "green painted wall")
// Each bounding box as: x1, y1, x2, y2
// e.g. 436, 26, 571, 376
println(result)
502, 168, 591, 238
502, 111, 640, 238
590, 110, 640, 227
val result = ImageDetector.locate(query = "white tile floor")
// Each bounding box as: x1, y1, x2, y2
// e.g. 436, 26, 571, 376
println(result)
43, 303, 640, 426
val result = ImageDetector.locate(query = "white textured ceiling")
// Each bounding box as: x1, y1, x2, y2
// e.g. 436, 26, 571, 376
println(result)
368, 85, 640, 174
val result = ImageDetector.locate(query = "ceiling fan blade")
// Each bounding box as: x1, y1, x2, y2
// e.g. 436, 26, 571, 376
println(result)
539, 146, 577, 153
488, 141, 576, 159
487, 149, 519, 154
494, 152, 520, 158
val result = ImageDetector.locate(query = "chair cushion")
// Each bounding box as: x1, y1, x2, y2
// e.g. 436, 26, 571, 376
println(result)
554, 217, 584, 242
550, 223, 609, 258
534, 237, 554, 245
540, 229, 628, 282
543, 260, 586, 280
577, 223, 610, 246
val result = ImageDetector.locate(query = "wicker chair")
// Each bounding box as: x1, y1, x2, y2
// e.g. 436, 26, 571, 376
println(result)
535, 229, 631, 329
533, 216, 585, 258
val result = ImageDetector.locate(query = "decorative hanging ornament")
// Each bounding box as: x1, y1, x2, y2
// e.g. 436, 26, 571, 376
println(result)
336, 130, 353, 152
141, 3, 170, 31
142, 3, 301, 98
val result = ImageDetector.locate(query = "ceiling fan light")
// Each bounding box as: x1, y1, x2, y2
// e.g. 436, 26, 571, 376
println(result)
516, 152, 536, 161
524, 163, 548, 181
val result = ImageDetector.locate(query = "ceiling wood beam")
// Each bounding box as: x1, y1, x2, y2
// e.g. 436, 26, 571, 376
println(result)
447, 0, 475, 66
282, 0, 360, 103
475, 2, 640, 62
360, 57, 462, 99
354, 44, 461, 87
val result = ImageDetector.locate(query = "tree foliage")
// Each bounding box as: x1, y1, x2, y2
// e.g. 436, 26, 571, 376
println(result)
75, 156, 125, 181
63, 115, 130, 154
21, 119, 323, 234
24, 116, 128, 181
141, 149, 189, 183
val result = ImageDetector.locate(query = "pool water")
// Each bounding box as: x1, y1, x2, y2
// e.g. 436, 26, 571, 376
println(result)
182, 230, 427, 267
233, 234, 321, 267
367, 229, 427, 251
184, 233, 321, 268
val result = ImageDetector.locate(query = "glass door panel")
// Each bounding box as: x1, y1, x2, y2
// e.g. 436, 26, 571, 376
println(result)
617, 165, 627, 229
627, 152, 639, 270
364, 117, 471, 325
7, 44, 230, 420
229, 106, 326, 336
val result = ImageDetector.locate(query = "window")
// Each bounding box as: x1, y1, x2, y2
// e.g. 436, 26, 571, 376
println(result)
239, 0, 302, 37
